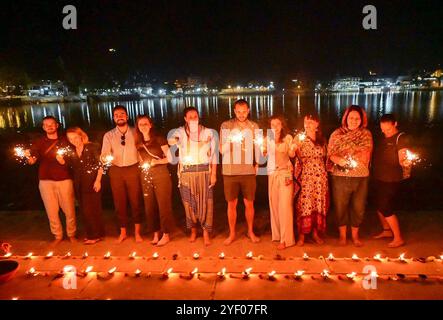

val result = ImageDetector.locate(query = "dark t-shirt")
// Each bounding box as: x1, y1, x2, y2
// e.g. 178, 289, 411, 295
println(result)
373, 132, 411, 182
70, 142, 102, 194
30, 135, 72, 181
137, 135, 168, 163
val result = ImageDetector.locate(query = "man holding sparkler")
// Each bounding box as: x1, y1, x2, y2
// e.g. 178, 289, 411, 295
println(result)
101, 105, 143, 243
372, 114, 412, 248
26, 116, 77, 246
220, 99, 260, 245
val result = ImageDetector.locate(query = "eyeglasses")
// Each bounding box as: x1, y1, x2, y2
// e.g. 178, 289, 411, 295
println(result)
121, 134, 126, 146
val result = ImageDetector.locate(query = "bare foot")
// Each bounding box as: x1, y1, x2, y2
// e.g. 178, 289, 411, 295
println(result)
223, 235, 235, 246
203, 230, 211, 246
338, 238, 347, 246
189, 229, 197, 243
312, 234, 324, 245
50, 238, 63, 247
150, 232, 159, 245
247, 232, 260, 243
353, 239, 363, 247
156, 234, 170, 247
277, 242, 286, 250
388, 239, 405, 248
135, 234, 144, 243
84, 238, 101, 245
373, 230, 393, 239
116, 234, 127, 244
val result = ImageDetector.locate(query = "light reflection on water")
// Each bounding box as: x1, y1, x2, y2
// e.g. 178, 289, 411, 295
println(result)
0, 91, 442, 132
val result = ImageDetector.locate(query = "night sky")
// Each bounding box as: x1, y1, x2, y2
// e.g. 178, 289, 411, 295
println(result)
1, 0, 442, 84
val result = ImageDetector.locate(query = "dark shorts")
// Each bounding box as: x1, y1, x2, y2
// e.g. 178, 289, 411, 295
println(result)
375, 180, 401, 217
223, 175, 256, 201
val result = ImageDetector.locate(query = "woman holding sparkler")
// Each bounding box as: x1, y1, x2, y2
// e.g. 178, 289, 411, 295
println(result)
372, 114, 413, 248
66, 127, 104, 245
292, 114, 329, 246
265, 115, 296, 249
135, 115, 174, 246
327, 105, 373, 247
169, 107, 217, 246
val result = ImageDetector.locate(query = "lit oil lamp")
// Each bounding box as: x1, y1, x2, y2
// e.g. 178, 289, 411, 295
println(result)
246, 251, 253, 259
321, 269, 330, 279
346, 272, 357, 280
242, 267, 253, 279
85, 266, 93, 273
24, 252, 33, 259
129, 251, 137, 259
104, 251, 111, 259
26, 267, 37, 276
82, 252, 89, 259
45, 251, 54, 259
294, 270, 305, 280
327, 253, 335, 261
399, 253, 407, 263
303, 253, 309, 260
108, 267, 117, 275
134, 269, 142, 277
2, 252, 12, 258
217, 267, 226, 279
152, 252, 159, 259
267, 270, 277, 281
219, 252, 225, 259
373, 254, 382, 262
161, 267, 173, 279
193, 253, 200, 260
351, 254, 360, 261
63, 252, 72, 259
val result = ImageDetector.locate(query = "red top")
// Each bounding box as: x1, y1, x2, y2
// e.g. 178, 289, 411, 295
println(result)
30, 135, 72, 181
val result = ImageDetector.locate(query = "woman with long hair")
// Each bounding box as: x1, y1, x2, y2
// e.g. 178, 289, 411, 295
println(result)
135, 115, 174, 246
169, 107, 217, 246
66, 127, 104, 244
292, 114, 329, 246
266, 115, 296, 249
327, 105, 373, 247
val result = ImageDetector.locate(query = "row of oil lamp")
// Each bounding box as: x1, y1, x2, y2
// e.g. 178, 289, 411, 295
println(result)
22, 265, 443, 283
3, 251, 443, 263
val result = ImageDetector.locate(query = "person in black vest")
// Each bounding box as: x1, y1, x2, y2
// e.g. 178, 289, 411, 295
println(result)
372, 114, 412, 248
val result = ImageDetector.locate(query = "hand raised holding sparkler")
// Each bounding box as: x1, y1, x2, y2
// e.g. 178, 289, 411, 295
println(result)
55, 147, 68, 165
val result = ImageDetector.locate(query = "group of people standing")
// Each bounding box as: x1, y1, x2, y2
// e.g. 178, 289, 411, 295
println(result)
23, 99, 412, 249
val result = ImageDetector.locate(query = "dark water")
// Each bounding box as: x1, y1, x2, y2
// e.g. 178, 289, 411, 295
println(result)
1, 91, 442, 211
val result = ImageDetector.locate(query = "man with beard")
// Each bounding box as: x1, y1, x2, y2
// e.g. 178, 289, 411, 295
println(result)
101, 105, 143, 243
27, 116, 77, 246
220, 99, 260, 245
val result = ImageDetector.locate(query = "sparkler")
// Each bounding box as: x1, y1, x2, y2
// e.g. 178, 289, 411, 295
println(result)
405, 150, 421, 165
14, 146, 26, 158
141, 162, 151, 172
229, 132, 244, 144
56, 148, 69, 156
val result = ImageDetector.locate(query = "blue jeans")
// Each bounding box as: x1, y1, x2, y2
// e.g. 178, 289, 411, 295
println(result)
331, 176, 369, 228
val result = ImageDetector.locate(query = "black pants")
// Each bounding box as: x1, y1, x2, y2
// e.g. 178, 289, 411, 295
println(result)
140, 165, 174, 234
78, 191, 104, 239
109, 164, 143, 228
